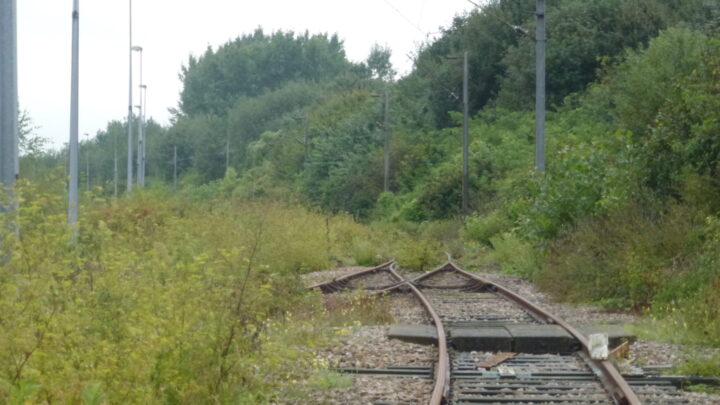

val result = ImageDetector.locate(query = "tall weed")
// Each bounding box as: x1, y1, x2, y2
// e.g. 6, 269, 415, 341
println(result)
0, 182, 390, 403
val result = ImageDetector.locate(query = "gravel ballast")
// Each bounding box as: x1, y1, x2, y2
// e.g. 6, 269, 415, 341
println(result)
306, 265, 720, 405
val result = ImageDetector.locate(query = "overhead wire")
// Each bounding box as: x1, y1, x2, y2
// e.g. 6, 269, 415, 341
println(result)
466, 0, 530, 36
381, 0, 427, 34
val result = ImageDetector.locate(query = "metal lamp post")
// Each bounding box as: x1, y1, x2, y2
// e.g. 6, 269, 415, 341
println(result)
126, 0, 134, 191
68, 0, 80, 240
1, 0, 18, 221
132, 45, 143, 186
140, 84, 147, 185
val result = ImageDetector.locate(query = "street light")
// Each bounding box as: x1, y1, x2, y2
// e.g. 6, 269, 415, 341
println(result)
132, 45, 143, 186
1, 0, 19, 219
140, 84, 147, 185
68, 0, 80, 241
127, 0, 134, 192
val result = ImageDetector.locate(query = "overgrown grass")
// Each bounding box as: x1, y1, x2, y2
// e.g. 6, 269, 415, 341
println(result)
538, 203, 700, 310
0, 180, 409, 404
320, 293, 394, 326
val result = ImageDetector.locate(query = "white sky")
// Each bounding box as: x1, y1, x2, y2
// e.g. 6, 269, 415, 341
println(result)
18, 0, 478, 150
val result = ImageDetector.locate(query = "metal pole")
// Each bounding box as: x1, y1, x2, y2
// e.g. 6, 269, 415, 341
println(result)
0, 0, 18, 219
135, 48, 142, 186
68, 0, 80, 240
126, 0, 133, 192
535, 0, 546, 173
383, 90, 390, 193
462, 51, 469, 217
173, 145, 177, 189
225, 138, 230, 173
114, 129, 118, 196
141, 84, 147, 184
303, 114, 308, 166
136, 101, 142, 186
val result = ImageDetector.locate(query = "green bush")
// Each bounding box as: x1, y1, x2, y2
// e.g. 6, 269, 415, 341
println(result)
463, 210, 512, 247
539, 202, 700, 309
488, 232, 540, 279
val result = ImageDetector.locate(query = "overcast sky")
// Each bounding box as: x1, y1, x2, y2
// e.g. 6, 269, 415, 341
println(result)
18, 0, 478, 150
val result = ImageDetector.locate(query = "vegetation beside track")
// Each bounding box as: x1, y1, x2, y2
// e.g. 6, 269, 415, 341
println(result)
0, 180, 421, 404
10, 0, 720, 400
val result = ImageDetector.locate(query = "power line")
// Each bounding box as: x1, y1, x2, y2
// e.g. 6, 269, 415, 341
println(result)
382, 0, 427, 34
467, 0, 530, 36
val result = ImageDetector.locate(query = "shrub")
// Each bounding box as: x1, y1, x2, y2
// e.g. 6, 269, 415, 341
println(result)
463, 210, 512, 247
489, 232, 540, 279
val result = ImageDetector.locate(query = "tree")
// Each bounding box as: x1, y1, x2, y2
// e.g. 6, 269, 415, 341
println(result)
178, 29, 352, 116
366, 44, 395, 82
18, 110, 45, 157
497, 0, 672, 110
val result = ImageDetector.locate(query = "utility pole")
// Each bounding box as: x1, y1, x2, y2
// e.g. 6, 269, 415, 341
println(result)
68, 0, 80, 241
141, 84, 147, 185
1, 0, 18, 220
173, 145, 177, 190
135, 104, 141, 186
535, 0, 546, 173
446, 52, 470, 218
462, 51, 469, 218
133, 46, 143, 186
303, 114, 309, 166
114, 127, 118, 196
382, 90, 390, 193
126, 0, 133, 192
225, 138, 230, 173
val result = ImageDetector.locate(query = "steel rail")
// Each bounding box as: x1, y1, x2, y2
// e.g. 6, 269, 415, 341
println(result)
386, 263, 450, 405
446, 261, 642, 405
310, 260, 450, 404
308, 259, 396, 292
313, 259, 638, 405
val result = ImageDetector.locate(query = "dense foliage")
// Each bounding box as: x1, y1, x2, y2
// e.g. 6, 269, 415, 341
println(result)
13, 0, 720, 399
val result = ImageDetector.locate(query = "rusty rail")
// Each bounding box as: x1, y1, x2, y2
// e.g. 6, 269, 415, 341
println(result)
312, 259, 639, 405
308, 260, 396, 292
387, 263, 450, 405
312, 261, 450, 404
445, 261, 641, 405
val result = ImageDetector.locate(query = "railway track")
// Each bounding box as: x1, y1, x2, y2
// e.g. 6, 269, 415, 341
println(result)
311, 260, 691, 405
